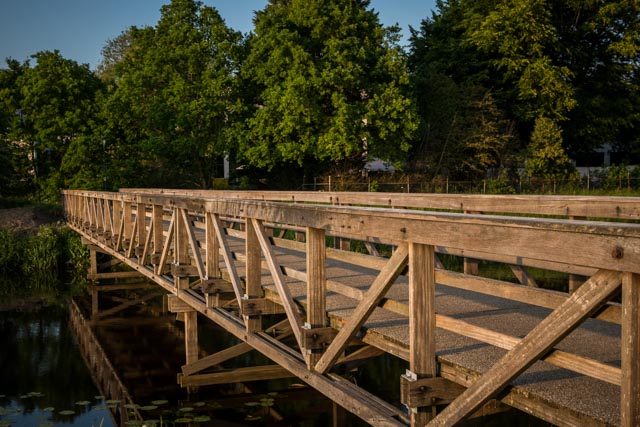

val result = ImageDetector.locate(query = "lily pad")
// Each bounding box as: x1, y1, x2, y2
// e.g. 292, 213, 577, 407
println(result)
105, 399, 120, 405
124, 403, 139, 410
28, 391, 44, 398
150, 399, 168, 405
42, 407, 55, 412
193, 415, 211, 422
192, 401, 206, 407
58, 410, 75, 416
75, 400, 91, 406
178, 406, 194, 412
175, 418, 192, 424
139, 405, 158, 411
245, 415, 262, 421
38, 423, 54, 427
244, 402, 260, 407
93, 405, 108, 411
94, 395, 105, 400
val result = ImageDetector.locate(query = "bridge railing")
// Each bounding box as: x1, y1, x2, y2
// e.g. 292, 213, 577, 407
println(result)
62, 190, 640, 426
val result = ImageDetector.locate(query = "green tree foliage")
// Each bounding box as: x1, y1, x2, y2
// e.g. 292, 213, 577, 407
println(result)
526, 117, 576, 180
408, 0, 640, 176
233, 0, 417, 171
408, 5, 516, 180
104, 0, 242, 188
0, 52, 104, 200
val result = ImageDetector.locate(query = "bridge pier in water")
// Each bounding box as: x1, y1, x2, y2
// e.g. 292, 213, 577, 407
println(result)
64, 189, 640, 426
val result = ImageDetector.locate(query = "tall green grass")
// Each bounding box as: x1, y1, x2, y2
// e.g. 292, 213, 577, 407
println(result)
0, 225, 89, 296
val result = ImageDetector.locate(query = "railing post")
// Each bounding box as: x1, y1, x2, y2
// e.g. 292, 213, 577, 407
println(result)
305, 227, 327, 369
112, 199, 122, 251
122, 201, 132, 253
463, 211, 480, 275
103, 198, 112, 245
568, 216, 587, 293
204, 212, 221, 308
151, 204, 164, 266
174, 207, 198, 392
244, 218, 262, 334
402, 242, 437, 425
622, 272, 640, 426
135, 202, 146, 260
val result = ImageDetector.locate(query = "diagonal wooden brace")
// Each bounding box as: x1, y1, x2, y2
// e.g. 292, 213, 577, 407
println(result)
429, 269, 622, 426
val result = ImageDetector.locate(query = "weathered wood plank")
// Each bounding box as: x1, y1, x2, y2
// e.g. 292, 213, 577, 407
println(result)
244, 218, 262, 333
156, 210, 175, 275
205, 212, 220, 279
120, 189, 640, 220
622, 272, 640, 426
408, 242, 436, 424
306, 226, 327, 368
179, 365, 294, 387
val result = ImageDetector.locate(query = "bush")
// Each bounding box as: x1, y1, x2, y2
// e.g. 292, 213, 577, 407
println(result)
0, 224, 89, 294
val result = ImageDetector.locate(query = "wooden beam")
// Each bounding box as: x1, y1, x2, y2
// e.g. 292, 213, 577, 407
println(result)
407, 242, 436, 424
156, 210, 175, 275
152, 204, 164, 259
205, 212, 220, 279
429, 269, 622, 426
334, 345, 384, 372
179, 365, 295, 387
212, 214, 244, 304
168, 295, 195, 313
622, 272, 640, 426
509, 264, 538, 287
314, 243, 409, 374
87, 271, 144, 280
252, 218, 305, 352
306, 226, 327, 368
180, 209, 205, 280
245, 218, 262, 333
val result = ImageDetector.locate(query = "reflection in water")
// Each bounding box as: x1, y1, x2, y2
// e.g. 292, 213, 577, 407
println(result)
0, 304, 114, 427
1, 291, 336, 426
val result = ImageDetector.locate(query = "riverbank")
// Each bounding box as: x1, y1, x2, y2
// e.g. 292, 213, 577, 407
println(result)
0, 203, 89, 299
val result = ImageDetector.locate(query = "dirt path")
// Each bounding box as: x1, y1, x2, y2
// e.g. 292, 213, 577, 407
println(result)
0, 206, 60, 235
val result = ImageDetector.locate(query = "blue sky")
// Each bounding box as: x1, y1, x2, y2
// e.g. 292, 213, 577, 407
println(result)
0, 0, 437, 70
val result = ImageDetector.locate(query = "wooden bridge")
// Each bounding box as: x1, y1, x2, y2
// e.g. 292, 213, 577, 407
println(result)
62, 189, 640, 426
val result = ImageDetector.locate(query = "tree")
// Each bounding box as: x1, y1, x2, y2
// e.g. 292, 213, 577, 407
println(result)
104, 0, 242, 188
233, 0, 417, 171
407, 4, 516, 180
96, 30, 134, 82
0, 52, 104, 200
526, 117, 576, 180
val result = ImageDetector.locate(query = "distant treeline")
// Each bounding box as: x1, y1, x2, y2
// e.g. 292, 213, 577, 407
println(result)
1, 0, 639, 201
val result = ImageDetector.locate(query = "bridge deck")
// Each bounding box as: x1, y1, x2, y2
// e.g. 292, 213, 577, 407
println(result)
223, 236, 621, 426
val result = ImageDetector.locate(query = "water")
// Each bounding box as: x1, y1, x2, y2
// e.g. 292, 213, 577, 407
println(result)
0, 294, 336, 427
0, 304, 114, 427
0, 291, 549, 427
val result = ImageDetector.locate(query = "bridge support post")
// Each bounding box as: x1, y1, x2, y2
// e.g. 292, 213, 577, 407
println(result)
403, 242, 437, 425
305, 227, 327, 369
175, 207, 199, 393
622, 272, 640, 426
245, 219, 262, 333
